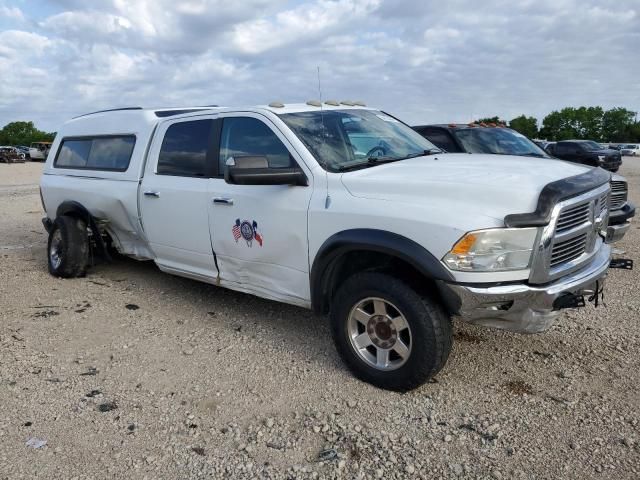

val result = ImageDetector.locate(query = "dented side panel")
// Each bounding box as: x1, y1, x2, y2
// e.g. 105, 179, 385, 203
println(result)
40, 173, 155, 260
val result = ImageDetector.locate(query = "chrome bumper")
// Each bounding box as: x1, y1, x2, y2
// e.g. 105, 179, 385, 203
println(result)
605, 222, 630, 243
440, 243, 611, 334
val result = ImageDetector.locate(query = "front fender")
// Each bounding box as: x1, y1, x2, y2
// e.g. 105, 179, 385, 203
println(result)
310, 228, 454, 313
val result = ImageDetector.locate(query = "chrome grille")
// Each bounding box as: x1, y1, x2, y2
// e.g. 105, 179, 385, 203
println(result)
610, 181, 627, 210
550, 233, 588, 267
529, 183, 610, 284
555, 202, 590, 233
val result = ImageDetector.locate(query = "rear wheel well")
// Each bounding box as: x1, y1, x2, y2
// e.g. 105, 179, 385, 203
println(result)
317, 250, 440, 314
55, 201, 111, 261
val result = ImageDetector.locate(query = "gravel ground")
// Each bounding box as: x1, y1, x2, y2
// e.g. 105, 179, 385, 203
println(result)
1, 159, 639, 479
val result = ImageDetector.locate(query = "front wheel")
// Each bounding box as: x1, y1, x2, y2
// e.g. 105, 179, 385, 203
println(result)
330, 272, 452, 391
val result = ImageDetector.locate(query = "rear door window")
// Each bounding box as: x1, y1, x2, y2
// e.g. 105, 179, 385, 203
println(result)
55, 136, 135, 171
157, 119, 214, 177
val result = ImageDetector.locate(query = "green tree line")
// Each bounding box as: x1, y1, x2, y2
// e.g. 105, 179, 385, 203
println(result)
0, 121, 56, 146
477, 107, 640, 142
3, 108, 639, 146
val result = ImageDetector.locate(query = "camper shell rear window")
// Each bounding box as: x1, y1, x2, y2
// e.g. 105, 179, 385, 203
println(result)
54, 135, 136, 171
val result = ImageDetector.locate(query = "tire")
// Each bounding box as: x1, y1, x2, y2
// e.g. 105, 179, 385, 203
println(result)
47, 215, 89, 278
330, 272, 452, 391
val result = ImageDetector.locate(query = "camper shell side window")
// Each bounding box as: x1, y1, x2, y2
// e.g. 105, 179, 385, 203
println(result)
54, 135, 136, 172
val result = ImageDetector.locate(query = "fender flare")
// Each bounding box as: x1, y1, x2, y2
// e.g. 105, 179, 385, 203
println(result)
55, 200, 111, 261
310, 229, 454, 313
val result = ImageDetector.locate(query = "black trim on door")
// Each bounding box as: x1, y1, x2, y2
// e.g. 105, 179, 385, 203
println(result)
209, 118, 223, 178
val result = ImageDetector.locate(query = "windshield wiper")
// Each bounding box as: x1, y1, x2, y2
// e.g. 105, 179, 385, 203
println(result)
337, 149, 445, 172
337, 156, 400, 172
398, 148, 442, 160
519, 152, 548, 158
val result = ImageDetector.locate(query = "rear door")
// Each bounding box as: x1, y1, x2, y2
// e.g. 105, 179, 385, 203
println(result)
140, 116, 218, 280
207, 113, 313, 306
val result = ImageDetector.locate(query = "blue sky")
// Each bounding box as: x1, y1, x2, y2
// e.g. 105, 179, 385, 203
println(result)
1, 0, 639, 131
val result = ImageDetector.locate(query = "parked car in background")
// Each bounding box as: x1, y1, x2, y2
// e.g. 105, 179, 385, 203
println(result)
15, 145, 30, 159
412, 123, 550, 157
543, 142, 557, 154
29, 141, 52, 161
546, 140, 621, 172
620, 144, 640, 156
608, 174, 635, 242
533, 140, 552, 151
413, 125, 633, 242
0, 146, 26, 163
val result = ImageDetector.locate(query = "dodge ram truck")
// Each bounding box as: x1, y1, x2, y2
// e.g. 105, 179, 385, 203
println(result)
40, 103, 619, 391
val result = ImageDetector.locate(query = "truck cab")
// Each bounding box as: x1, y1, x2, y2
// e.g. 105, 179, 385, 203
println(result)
40, 104, 620, 391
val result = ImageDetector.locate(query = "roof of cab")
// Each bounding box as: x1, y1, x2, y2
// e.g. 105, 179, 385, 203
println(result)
59, 102, 373, 136
69, 102, 372, 121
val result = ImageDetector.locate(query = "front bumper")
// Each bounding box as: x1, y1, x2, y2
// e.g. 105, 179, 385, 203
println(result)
606, 202, 635, 243
439, 243, 611, 334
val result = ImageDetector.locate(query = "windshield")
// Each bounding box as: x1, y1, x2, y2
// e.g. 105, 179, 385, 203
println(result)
581, 141, 603, 151
453, 128, 551, 157
623, 144, 637, 149
279, 109, 439, 172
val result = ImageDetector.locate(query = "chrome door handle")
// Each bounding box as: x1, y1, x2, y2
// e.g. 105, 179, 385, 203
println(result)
144, 191, 160, 198
213, 197, 234, 205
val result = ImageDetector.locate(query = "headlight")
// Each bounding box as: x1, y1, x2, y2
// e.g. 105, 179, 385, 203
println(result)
443, 228, 539, 272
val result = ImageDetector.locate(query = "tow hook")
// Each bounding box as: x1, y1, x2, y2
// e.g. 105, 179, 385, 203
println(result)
609, 258, 634, 270
553, 279, 606, 311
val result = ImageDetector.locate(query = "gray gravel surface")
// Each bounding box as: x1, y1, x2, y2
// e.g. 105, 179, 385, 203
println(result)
1, 160, 639, 479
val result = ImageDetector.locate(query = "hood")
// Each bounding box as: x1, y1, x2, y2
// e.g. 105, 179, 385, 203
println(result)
593, 148, 621, 157
340, 153, 592, 222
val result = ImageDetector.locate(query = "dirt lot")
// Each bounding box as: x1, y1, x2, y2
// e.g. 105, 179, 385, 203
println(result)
1, 160, 639, 479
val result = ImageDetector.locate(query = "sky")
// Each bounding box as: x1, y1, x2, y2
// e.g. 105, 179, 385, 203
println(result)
0, 0, 639, 132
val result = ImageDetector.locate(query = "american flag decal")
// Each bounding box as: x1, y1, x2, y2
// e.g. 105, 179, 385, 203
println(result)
232, 219, 242, 242
232, 218, 264, 247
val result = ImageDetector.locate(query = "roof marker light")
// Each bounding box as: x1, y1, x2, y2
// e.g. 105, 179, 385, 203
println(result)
325, 100, 340, 106
268, 102, 285, 108
306, 100, 322, 107
340, 100, 355, 106
353, 101, 367, 106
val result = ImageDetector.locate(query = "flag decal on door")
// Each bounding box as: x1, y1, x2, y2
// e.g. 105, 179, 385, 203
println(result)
233, 219, 263, 247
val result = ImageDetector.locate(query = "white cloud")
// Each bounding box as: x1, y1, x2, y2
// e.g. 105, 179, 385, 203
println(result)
0, 0, 638, 130
0, 4, 24, 21
229, 0, 381, 54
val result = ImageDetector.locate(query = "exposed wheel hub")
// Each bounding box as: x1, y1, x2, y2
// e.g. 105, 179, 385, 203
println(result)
367, 315, 397, 349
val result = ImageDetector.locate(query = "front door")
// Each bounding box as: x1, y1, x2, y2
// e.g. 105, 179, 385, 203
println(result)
207, 114, 313, 306
140, 116, 218, 280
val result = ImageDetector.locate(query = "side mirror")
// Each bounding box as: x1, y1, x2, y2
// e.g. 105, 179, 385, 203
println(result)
224, 156, 308, 186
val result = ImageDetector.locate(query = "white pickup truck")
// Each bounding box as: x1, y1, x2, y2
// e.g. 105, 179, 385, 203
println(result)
40, 103, 619, 390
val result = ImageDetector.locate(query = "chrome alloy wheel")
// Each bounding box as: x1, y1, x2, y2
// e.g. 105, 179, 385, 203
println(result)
347, 297, 412, 371
49, 229, 63, 270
